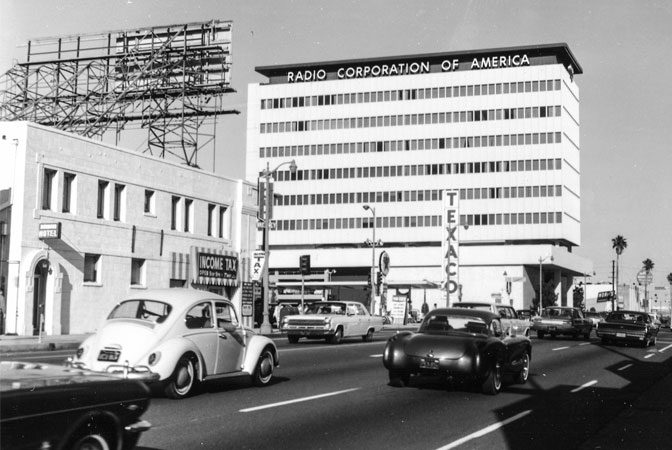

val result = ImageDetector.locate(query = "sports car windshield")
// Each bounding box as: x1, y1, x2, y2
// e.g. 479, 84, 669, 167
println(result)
419, 314, 489, 335
108, 300, 172, 323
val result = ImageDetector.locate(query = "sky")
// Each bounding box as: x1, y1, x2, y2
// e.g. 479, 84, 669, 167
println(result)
2, 0, 671, 288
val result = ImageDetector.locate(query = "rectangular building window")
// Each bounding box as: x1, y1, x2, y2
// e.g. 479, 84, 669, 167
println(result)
144, 190, 155, 215
62, 172, 76, 213
131, 258, 145, 286
97, 180, 109, 219
219, 206, 230, 239
42, 168, 57, 210
84, 254, 101, 283
113, 184, 125, 222
171, 196, 180, 230
207, 204, 216, 236
184, 199, 193, 233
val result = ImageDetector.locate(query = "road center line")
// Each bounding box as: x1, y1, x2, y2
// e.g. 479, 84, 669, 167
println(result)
617, 363, 633, 371
644, 353, 655, 359
239, 387, 361, 413
571, 380, 597, 393
659, 343, 672, 353
552, 346, 569, 351
436, 410, 532, 450
370, 354, 383, 357
578, 342, 591, 346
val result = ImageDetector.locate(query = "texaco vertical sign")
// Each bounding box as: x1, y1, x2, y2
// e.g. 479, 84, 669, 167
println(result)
441, 190, 460, 300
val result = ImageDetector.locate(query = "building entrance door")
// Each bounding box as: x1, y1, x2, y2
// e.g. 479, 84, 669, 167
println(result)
32, 260, 48, 335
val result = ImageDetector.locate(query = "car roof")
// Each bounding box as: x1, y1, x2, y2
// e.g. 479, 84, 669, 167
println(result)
544, 306, 577, 309
121, 288, 228, 306
428, 308, 498, 322
453, 302, 495, 306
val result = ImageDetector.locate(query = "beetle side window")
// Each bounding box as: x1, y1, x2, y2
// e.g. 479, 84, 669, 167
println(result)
215, 302, 239, 328
185, 302, 213, 329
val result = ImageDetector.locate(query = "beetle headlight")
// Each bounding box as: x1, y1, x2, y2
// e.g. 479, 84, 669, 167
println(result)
148, 352, 161, 366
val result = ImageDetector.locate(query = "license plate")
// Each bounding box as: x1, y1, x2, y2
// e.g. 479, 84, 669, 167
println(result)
419, 358, 439, 370
98, 350, 120, 362
616, 333, 626, 338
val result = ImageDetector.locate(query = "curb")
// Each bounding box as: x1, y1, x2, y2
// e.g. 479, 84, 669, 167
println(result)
0, 341, 82, 355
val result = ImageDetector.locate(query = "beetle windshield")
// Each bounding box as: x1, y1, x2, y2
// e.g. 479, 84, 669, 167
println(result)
108, 300, 172, 323
420, 313, 490, 335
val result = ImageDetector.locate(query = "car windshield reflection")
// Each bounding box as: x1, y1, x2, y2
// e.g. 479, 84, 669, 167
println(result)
305, 302, 346, 315
108, 300, 172, 323
419, 314, 489, 335
543, 308, 572, 318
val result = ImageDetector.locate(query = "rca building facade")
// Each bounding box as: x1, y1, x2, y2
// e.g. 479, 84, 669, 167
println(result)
246, 44, 593, 314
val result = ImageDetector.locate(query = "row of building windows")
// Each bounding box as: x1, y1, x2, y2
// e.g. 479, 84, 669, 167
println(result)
260, 104, 562, 134
260, 131, 563, 160
260, 79, 563, 110
273, 158, 563, 182
275, 185, 563, 207
273, 211, 564, 231
41, 168, 231, 239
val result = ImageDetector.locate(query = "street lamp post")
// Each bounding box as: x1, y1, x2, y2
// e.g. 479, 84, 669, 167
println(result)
362, 205, 381, 315
538, 255, 554, 316
260, 159, 297, 335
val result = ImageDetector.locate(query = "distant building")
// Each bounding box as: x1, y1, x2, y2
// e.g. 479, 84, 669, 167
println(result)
246, 44, 592, 314
0, 122, 258, 335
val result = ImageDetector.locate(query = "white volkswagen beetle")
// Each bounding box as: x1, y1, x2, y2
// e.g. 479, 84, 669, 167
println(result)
69, 289, 278, 399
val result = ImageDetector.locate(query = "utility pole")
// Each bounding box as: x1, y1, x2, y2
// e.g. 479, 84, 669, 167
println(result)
611, 260, 616, 312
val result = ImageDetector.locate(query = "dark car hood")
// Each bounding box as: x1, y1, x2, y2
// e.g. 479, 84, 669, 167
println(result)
403, 333, 482, 359
0, 361, 125, 392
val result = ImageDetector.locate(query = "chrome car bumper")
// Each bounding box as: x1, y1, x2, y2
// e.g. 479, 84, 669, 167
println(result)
125, 419, 152, 433
66, 358, 161, 381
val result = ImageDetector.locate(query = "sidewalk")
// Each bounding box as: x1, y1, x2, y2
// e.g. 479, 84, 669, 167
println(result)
0, 323, 417, 355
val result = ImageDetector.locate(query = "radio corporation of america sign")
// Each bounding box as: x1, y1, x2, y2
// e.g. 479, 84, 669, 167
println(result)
197, 252, 238, 280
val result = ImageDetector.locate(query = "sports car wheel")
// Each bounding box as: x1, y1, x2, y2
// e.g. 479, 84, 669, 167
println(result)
72, 433, 111, 450
328, 328, 343, 345
164, 355, 196, 399
253, 349, 274, 386
515, 353, 530, 384
388, 370, 410, 387
362, 329, 374, 342
481, 361, 502, 395
288, 335, 300, 344
537, 331, 545, 339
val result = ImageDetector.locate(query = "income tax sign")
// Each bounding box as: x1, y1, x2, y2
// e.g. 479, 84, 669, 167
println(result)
441, 190, 460, 295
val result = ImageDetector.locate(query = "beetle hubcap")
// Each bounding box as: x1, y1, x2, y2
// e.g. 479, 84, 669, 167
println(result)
259, 354, 273, 382
175, 360, 194, 394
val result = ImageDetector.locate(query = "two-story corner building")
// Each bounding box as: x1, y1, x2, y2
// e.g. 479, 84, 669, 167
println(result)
245, 44, 593, 314
0, 121, 258, 336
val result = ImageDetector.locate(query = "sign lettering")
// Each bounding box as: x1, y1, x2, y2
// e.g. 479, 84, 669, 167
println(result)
197, 252, 238, 279
441, 190, 460, 299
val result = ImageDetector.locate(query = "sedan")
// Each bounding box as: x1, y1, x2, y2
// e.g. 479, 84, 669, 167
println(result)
1, 361, 151, 450
69, 288, 279, 399
382, 308, 531, 395
532, 306, 592, 339
597, 310, 659, 347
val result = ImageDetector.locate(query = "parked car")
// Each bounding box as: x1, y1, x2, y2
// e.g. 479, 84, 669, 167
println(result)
382, 308, 531, 395
597, 310, 659, 347
532, 306, 592, 339
452, 302, 531, 337
1, 361, 151, 450
281, 300, 384, 344
69, 288, 279, 399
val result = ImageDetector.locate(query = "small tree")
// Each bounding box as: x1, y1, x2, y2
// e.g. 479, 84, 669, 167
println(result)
532, 280, 559, 312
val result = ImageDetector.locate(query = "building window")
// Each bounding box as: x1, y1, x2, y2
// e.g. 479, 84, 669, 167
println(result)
219, 206, 230, 239
97, 180, 109, 219
42, 168, 57, 210
144, 190, 155, 215
207, 204, 216, 236
171, 196, 180, 230
62, 172, 76, 213
84, 254, 101, 283
131, 258, 145, 286
184, 199, 193, 233
113, 184, 125, 222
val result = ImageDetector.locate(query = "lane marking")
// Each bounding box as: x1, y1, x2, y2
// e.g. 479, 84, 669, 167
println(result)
571, 380, 597, 393
617, 363, 633, 371
579, 342, 591, 346
644, 353, 655, 359
659, 343, 672, 353
436, 410, 532, 450
278, 341, 382, 353
552, 346, 569, 351
239, 387, 361, 413
370, 354, 383, 357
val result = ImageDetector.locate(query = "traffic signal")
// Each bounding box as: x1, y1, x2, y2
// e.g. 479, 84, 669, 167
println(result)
376, 271, 383, 295
300, 254, 311, 275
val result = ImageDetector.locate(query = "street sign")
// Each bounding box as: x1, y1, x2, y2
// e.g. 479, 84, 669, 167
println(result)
38, 222, 61, 240
379, 251, 390, 276
637, 269, 653, 285
251, 250, 265, 282
241, 282, 254, 317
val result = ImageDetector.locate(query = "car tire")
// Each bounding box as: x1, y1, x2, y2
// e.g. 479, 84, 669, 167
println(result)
583, 331, 591, 340
362, 329, 374, 342
71, 433, 111, 450
252, 349, 274, 386
388, 370, 410, 387
287, 335, 300, 344
537, 331, 545, 339
515, 352, 530, 384
651, 336, 657, 346
481, 361, 502, 395
67, 419, 116, 450
164, 355, 197, 399
550, 332, 557, 339
601, 338, 610, 345
328, 328, 343, 345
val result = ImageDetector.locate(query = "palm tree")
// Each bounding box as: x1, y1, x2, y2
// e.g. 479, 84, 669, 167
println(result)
642, 258, 654, 311
611, 235, 627, 311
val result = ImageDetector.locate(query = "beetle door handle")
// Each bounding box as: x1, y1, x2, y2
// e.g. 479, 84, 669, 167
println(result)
218, 333, 228, 339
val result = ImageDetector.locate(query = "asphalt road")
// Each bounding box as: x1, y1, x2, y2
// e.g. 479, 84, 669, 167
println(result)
9, 329, 672, 450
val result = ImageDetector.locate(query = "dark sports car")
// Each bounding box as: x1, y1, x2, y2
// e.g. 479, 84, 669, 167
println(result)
382, 308, 532, 395
596, 310, 659, 347
0, 361, 151, 450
